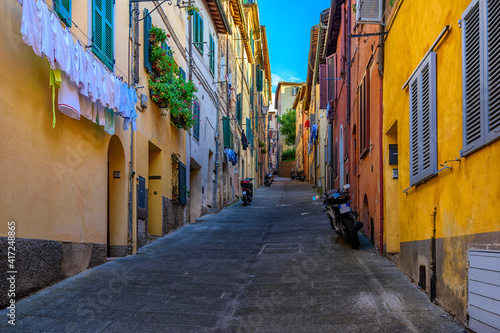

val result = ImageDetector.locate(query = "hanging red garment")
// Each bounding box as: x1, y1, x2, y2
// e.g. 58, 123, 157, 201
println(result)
305, 120, 310, 128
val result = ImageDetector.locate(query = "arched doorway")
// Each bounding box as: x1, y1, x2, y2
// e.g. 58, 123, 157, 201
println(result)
363, 194, 372, 244
108, 135, 127, 257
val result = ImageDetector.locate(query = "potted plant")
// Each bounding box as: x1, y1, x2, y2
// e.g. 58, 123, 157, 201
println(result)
147, 26, 198, 130
261, 147, 267, 154
185, 5, 200, 16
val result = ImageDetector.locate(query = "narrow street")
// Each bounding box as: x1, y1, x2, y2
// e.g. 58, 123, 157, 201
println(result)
1, 178, 466, 333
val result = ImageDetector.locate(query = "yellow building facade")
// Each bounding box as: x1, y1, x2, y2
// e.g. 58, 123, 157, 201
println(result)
383, 0, 500, 324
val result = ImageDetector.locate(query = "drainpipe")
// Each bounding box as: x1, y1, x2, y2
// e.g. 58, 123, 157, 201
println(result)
346, 0, 351, 125
431, 207, 437, 302
378, 6, 385, 256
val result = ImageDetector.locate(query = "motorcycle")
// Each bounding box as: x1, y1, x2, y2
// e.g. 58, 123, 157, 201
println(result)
322, 184, 363, 249
297, 170, 306, 182
264, 173, 274, 187
241, 178, 254, 205
290, 170, 296, 180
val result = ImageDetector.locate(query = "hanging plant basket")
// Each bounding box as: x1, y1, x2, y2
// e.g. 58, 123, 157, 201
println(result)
150, 89, 169, 109
171, 115, 188, 129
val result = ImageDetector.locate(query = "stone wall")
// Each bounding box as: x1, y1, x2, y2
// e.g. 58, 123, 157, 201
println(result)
0, 238, 106, 309
278, 160, 295, 178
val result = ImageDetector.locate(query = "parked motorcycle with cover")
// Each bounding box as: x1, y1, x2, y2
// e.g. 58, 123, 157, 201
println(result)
320, 184, 363, 249
240, 178, 254, 205
264, 173, 274, 187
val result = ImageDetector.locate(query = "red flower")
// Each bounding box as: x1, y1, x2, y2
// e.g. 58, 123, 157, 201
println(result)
167, 34, 171, 38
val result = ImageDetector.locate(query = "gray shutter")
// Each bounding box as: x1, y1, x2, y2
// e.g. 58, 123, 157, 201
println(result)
327, 54, 336, 103
462, 0, 483, 156
409, 52, 437, 186
486, 0, 500, 143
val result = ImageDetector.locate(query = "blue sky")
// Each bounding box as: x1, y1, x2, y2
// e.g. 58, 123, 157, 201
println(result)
258, 0, 331, 92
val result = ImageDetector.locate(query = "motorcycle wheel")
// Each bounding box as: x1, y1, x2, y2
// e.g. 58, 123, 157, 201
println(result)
342, 216, 360, 249
328, 215, 336, 231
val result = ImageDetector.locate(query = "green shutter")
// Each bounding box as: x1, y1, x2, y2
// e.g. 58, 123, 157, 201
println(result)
92, 0, 114, 70
55, 0, 72, 27
237, 93, 242, 124
250, 86, 254, 107
257, 70, 263, 92
223, 117, 231, 148
178, 162, 187, 205
144, 9, 152, 73
209, 36, 215, 74
179, 67, 186, 81
194, 13, 204, 53
200, 15, 204, 53
193, 102, 200, 139
250, 29, 254, 55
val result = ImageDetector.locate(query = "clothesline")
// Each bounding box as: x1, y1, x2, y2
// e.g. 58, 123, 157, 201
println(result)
20, 0, 138, 132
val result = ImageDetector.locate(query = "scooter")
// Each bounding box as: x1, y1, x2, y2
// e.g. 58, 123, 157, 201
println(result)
241, 178, 254, 205
297, 170, 306, 182
264, 173, 273, 187
322, 184, 363, 249
290, 170, 296, 180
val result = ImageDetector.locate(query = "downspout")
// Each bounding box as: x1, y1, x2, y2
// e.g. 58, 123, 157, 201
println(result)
346, 0, 351, 125
431, 207, 437, 302
378, 2, 385, 256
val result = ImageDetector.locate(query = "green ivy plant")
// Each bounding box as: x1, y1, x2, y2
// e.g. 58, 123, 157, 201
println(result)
148, 26, 198, 130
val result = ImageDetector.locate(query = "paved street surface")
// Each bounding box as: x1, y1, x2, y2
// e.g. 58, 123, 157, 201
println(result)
1, 178, 467, 332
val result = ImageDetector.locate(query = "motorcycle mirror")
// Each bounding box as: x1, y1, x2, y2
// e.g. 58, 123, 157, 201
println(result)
343, 184, 351, 190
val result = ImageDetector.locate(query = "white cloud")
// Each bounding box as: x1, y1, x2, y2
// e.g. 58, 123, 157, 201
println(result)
271, 73, 304, 90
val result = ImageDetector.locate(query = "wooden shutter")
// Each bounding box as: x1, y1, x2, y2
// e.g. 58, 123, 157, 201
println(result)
193, 102, 200, 139
209, 36, 215, 74
257, 70, 263, 92
486, 0, 500, 143
359, 75, 370, 157
55, 0, 72, 27
93, 0, 114, 70
319, 64, 327, 109
462, 0, 482, 155
409, 52, 437, 186
143, 9, 152, 73
178, 162, 187, 205
237, 93, 242, 124
194, 13, 204, 53
223, 116, 231, 148
327, 54, 336, 103
179, 67, 186, 81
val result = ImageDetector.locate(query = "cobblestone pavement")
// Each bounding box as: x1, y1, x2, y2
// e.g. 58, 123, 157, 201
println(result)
1, 178, 468, 332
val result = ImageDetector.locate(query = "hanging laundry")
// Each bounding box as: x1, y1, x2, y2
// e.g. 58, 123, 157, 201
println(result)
79, 94, 93, 121
20, 0, 42, 58
40, 4, 56, 69
48, 65, 62, 128
95, 101, 105, 126
241, 130, 248, 150
73, 41, 86, 90
104, 108, 115, 135
58, 72, 81, 119
54, 23, 73, 78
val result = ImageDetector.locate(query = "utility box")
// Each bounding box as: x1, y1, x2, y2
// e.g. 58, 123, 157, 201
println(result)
389, 144, 398, 165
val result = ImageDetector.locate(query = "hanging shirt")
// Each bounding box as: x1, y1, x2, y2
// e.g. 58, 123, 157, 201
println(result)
113, 77, 122, 115
40, 5, 56, 69
104, 108, 115, 135
58, 72, 81, 119
86, 52, 97, 101
106, 70, 115, 109
79, 94, 93, 121
95, 101, 105, 126
54, 22, 72, 77
20, 0, 42, 58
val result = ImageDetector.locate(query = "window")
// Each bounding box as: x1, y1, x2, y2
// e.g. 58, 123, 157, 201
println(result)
256, 68, 264, 92
193, 102, 200, 139
356, 0, 383, 24
209, 36, 215, 75
92, 0, 114, 70
223, 116, 232, 148
409, 52, 437, 186
54, 0, 71, 27
327, 54, 336, 103
179, 67, 186, 81
359, 74, 370, 158
193, 12, 204, 53
461, 0, 500, 156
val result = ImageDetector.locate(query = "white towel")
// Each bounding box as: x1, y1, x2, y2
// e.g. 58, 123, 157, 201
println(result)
79, 94, 93, 121
58, 73, 81, 119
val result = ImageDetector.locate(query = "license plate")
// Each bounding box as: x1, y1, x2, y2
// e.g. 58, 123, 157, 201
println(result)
339, 203, 351, 214
242, 191, 247, 196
